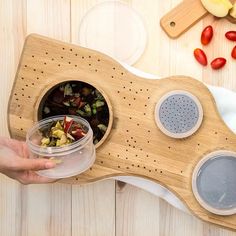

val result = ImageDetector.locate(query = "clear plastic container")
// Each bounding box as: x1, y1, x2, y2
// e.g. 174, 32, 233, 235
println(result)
26, 116, 96, 179
78, 1, 147, 65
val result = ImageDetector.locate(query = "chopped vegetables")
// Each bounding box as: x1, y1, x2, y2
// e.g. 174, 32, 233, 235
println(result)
97, 124, 107, 133
64, 83, 73, 96
40, 116, 87, 147
49, 157, 63, 164
63, 116, 73, 133
43, 106, 50, 114
41, 137, 50, 145
41, 81, 109, 144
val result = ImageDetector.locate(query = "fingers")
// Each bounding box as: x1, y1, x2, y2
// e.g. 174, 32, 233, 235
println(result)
19, 173, 58, 184
3, 165, 58, 184
30, 176, 58, 184
12, 158, 56, 171
0, 137, 26, 157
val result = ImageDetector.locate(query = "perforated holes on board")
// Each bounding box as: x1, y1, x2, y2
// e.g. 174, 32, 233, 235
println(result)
155, 90, 203, 138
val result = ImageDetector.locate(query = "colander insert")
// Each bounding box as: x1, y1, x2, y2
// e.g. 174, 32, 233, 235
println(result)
155, 90, 203, 138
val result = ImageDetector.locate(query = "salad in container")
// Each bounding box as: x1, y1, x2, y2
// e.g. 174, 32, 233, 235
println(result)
26, 115, 95, 179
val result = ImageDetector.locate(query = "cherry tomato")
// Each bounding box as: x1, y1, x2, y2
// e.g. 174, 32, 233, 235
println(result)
225, 31, 236, 41
210, 57, 226, 70
194, 48, 208, 66
231, 45, 236, 59
201, 25, 213, 45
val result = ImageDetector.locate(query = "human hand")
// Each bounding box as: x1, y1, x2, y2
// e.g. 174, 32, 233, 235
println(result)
0, 137, 56, 184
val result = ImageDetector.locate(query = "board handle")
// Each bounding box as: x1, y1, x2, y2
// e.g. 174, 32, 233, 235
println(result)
160, 0, 208, 38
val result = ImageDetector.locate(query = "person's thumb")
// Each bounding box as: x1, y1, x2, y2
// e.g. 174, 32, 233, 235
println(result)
14, 158, 56, 171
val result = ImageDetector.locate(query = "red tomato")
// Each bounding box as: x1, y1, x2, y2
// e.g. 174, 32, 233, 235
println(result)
194, 48, 208, 66
210, 57, 226, 70
231, 45, 236, 59
225, 31, 236, 41
201, 25, 213, 45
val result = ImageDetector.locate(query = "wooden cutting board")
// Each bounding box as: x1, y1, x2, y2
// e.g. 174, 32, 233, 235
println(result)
160, 0, 236, 38
8, 34, 236, 231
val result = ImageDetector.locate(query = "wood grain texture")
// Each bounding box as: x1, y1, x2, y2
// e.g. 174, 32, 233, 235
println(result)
26, 2, 116, 236
159, 197, 203, 236
26, 0, 71, 41
160, 0, 236, 39
116, 182, 160, 236
20, 184, 71, 236
1, 0, 236, 235
0, 1, 26, 236
99, 0, 236, 235
0, 0, 26, 136
160, 0, 208, 38
19, 2, 74, 236
8, 34, 236, 230
159, 198, 236, 236
202, 15, 236, 90
72, 180, 115, 236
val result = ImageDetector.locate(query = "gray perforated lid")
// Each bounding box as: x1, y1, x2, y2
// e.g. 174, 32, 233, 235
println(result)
155, 90, 203, 138
192, 151, 236, 215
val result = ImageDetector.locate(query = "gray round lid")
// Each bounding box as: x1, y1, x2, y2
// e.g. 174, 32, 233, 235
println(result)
192, 150, 236, 215
155, 90, 203, 138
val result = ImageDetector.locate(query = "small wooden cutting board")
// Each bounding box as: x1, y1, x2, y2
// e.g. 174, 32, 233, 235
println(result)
161, 0, 236, 38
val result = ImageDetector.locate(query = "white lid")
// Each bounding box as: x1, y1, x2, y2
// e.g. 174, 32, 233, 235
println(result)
78, 1, 147, 65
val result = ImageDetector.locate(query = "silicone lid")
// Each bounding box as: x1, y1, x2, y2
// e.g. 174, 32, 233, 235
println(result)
155, 90, 203, 138
78, 1, 147, 65
192, 151, 236, 215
